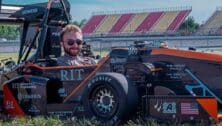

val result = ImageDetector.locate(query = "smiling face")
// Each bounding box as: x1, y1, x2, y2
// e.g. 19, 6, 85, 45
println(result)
61, 31, 83, 56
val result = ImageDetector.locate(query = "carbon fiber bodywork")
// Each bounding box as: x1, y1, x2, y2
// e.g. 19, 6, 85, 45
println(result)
1, 0, 222, 122
2, 46, 222, 121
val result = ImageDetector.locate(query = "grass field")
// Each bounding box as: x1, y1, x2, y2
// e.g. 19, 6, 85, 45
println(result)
0, 116, 220, 126
0, 53, 18, 61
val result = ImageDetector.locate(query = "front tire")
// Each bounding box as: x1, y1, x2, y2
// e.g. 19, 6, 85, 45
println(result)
83, 72, 138, 123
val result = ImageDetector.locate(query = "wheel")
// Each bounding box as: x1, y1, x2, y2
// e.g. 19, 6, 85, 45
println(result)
83, 72, 138, 123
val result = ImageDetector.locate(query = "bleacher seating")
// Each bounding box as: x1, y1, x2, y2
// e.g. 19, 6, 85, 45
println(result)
151, 11, 178, 33
135, 12, 163, 32
83, 8, 191, 36
109, 13, 134, 33
122, 13, 148, 33
82, 15, 106, 33
167, 10, 191, 32
95, 14, 120, 33
197, 9, 222, 35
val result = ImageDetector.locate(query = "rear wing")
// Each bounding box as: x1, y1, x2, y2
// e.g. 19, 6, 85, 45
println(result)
0, 0, 70, 24
0, 5, 22, 14
0, 0, 71, 63
0, 2, 23, 24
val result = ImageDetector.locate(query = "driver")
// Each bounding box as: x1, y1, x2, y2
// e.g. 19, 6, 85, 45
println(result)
57, 24, 96, 66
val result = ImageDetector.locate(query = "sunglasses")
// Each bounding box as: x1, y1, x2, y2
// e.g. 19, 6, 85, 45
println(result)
66, 39, 83, 46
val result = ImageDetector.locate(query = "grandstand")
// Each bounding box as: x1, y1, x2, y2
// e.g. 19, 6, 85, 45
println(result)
82, 7, 191, 37
197, 7, 222, 35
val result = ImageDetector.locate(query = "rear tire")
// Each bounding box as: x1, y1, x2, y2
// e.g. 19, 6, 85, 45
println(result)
83, 72, 138, 123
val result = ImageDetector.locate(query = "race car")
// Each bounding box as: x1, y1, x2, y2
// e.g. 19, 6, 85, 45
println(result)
0, 0, 221, 124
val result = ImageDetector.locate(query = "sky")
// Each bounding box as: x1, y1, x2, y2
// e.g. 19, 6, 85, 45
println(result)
3, 0, 222, 24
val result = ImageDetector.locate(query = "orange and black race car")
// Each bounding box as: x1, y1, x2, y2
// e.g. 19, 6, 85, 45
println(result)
0, 0, 222, 124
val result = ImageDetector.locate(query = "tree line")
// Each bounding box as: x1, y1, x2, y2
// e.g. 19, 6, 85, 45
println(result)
178, 16, 200, 36
0, 17, 199, 40
0, 20, 87, 41
0, 25, 20, 40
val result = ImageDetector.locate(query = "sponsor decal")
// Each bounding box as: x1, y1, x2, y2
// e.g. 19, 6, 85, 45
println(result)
17, 93, 41, 101
166, 64, 186, 79
28, 105, 40, 113
5, 100, 15, 109
166, 73, 186, 79
52, 32, 60, 37
60, 69, 84, 81
12, 83, 37, 89
110, 58, 126, 64
48, 111, 73, 116
58, 88, 67, 97
112, 64, 124, 73
162, 102, 176, 114
166, 64, 185, 71
88, 76, 112, 87
154, 100, 176, 114
128, 46, 138, 55
22, 8, 38, 15
72, 105, 85, 114
181, 102, 199, 115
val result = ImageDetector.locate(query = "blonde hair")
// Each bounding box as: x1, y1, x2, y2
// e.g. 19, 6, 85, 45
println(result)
60, 24, 82, 41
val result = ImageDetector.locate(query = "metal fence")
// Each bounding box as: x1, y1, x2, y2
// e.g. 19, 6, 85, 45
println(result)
1, 36, 222, 53
0, 40, 20, 53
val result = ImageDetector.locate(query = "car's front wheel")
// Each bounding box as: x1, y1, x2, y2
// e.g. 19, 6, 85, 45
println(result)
83, 72, 138, 124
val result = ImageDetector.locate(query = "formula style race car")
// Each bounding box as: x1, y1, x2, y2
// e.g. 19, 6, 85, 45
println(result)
0, 0, 222, 124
